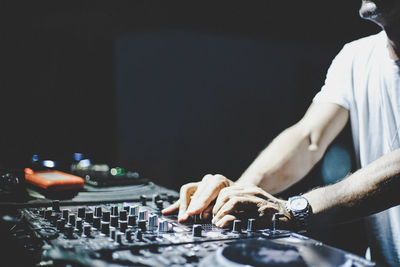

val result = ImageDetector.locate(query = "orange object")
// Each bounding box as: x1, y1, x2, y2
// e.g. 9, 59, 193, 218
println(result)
25, 170, 84, 191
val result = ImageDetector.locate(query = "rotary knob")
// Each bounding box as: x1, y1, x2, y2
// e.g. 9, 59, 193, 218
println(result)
140, 195, 147, 206
83, 224, 91, 237
93, 216, 101, 229
192, 224, 202, 237
128, 215, 137, 226
77, 207, 85, 218
232, 219, 242, 233
101, 222, 110, 235
85, 212, 93, 223
149, 215, 159, 228
110, 215, 119, 227
68, 214, 76, 226
129, 205, 139, 216
158, 220, 169, 232
102, 211, 111, 222
139, 210, 148, 221
138, 220, 147, 231
95, 207, 102, 217
75, 218, 83, 232
247, 218, 256, 232
119, 210, 127, 221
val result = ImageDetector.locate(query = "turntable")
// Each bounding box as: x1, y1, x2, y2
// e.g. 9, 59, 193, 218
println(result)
200, 233, 376, 267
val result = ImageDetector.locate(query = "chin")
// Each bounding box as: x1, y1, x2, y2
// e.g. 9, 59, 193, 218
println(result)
359, 0, 379, 20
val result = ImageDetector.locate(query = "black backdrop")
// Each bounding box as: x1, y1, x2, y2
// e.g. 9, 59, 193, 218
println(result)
2, 1, 378, 190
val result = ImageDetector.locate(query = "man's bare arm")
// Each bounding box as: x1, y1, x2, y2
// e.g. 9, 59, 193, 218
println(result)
304, 148, 400, 225
237, 102, 349, 194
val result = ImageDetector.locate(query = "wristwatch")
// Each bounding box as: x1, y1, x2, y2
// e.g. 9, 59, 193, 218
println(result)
286, 195, 312, 233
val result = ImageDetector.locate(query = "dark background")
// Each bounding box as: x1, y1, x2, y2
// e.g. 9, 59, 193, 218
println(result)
2, 1, 379, 191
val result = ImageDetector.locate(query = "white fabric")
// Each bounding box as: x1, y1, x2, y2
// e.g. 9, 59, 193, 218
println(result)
313, 31, 400, 266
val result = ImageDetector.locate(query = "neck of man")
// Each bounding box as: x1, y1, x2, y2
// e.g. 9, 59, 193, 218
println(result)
383, 25, 400, 61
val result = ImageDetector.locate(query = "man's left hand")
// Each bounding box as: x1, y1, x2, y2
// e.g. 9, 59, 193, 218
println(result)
211, 185, 293, 229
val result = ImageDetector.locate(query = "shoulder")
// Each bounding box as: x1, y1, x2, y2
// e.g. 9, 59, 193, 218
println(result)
340, 31, 385, 56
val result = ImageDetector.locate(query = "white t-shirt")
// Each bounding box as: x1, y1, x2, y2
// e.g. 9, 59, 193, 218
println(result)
313, 31, 400, 266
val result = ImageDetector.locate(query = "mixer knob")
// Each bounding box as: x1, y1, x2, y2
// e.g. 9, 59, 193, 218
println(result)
65, 224, 74, 239
129, 205, 139, 216
247, 218, 256, 232
128, 215, 137, 226
101, 222, 110, 235
153, 194, 161, 204
95, 207, 102, 217
116, 233, 123, 244
232, 219, 242, 233
156, 200, 164, 210
112, 205, 119, 216
110, 228, 116, 240
68, 214, 76, 226
126, 230, 133, 242
77, 207, 85, 218
85, 212, 93, 223
158, 220, 169, 232
138, 220, 147, 231
119, 210, 127, 221
56, 219, 66, 231
83, 224, 91, 237
111, 215, 119, 227
93, 216, 101, 229
123, 205, 130, 212
139, 210, 148, 221
167, 195, 175, 204
44, 209, 53, 220
52, 200, 60, 212
75, 218, 83, 232
136, 229, 143, 240
119, 221, 128, 232
149, 214, 159, 228
102, 211, 111, 222
62, 209, 69, 220
140, 195, 147, 206
192, 224, 202, 237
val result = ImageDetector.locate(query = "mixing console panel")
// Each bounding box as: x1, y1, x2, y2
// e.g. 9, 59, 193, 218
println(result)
10, 197, 376, 266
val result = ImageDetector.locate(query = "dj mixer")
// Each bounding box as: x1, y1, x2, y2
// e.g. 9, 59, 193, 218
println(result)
7, 195, 377, 267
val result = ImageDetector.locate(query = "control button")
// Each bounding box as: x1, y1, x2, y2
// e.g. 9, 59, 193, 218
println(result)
192, 224, 202, 237
77, 207, 85, 218
153, 194, 161, 204
116, 233, 123, 244
119, 210, 127, 221
136, 229, 143, 240
123, 205, 130, 212
129, 205, 139, 216
140, 195, 147, 206
232, 219, 241, 233
110, 228, 116, 240
138, 220, 147, 231
102, 211, 111, 222
247, 218, 256, 232
139, 210, 148, 221
158, 220, 169, 232
149, 215, 158, 228
68, 214, 76, 226
126, 230, 133, 242
62, 209, 69, 220
56, 219, 65, 231
85, 212, 93, 223
83, 224, 91, 237
128, 215, 137, 226
65, 224, 74, 239
93, 216, 101, 229
75, 218, 83, 232
44, 209, 53, 220
119, 221, 128, 233
52, 200, 60, 212
110, 215, 119, 227
95, 207, 102, 217
101, 222, 110, 235
112, 205, 119, 216
156, 200, 164, 210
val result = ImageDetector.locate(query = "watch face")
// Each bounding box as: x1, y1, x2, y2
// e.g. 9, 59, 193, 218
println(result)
290, 197, 308, 211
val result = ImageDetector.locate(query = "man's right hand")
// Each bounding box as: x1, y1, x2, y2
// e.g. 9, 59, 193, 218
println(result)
161, 174, 234, 222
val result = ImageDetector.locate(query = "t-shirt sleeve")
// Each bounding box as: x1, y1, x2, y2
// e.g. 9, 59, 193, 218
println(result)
313, 44, 353, 110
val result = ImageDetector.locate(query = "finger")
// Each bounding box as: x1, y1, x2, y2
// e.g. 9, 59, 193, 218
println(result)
201, 205, 214, 221
186, 175, 230, 215
212, 196, 245, 224
215, 214, 236, 228
178, 183, 198, 222
212, 186, 242, 216
162, 200, 179, 215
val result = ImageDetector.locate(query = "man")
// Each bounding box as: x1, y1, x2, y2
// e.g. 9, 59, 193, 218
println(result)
163, 1, 400, 265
